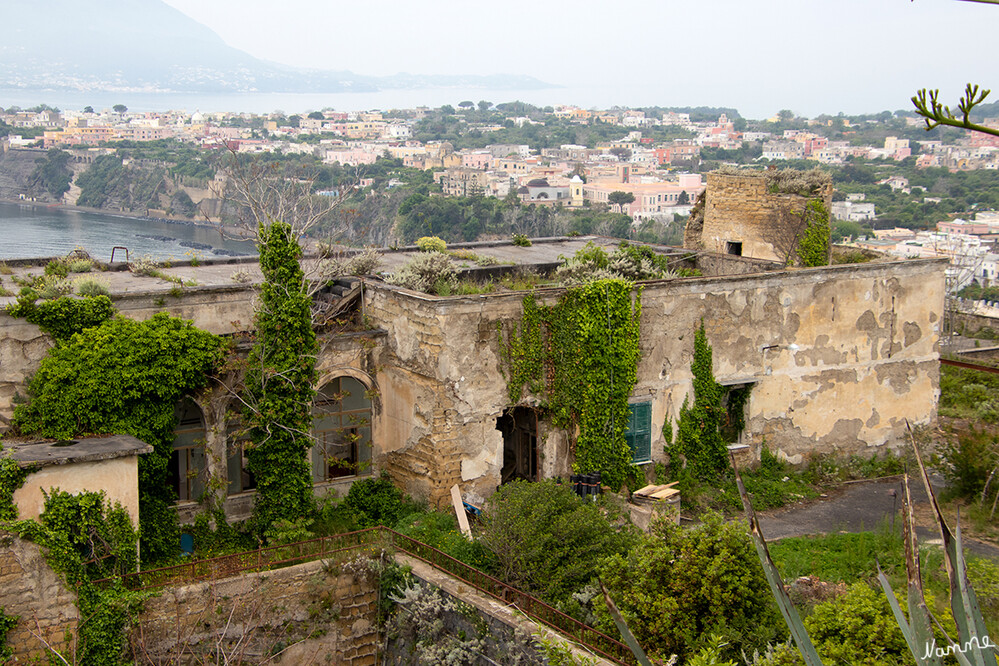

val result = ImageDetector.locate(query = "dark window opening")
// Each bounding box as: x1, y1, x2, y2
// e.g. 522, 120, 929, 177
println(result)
498, 406, 538, 484
726, 241, 743, 256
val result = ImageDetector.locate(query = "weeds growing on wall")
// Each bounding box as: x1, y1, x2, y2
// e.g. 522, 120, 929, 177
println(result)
12, 313, 224, 562
244, 221, 319, 536
0, 457, 31, 521
0, 606, 16, 662
501, 279, 642, 489
9, 490, 146, 666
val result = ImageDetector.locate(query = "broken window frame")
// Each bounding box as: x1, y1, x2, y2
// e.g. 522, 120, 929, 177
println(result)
311, 376, 373, 483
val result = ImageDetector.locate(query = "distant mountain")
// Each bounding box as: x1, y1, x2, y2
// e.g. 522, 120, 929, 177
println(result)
1, 0, 551, 94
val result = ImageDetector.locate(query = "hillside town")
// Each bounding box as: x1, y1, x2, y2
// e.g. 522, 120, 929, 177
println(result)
4, 102, 999, 299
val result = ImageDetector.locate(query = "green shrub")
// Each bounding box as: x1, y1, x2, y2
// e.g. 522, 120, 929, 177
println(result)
511, 233, 532, 247
480, 480, 635, 604
341, 474, 417, 528
936, 427, 998, 501
68, 259, 94, 273
75, 277, 110, 297
44, 258, 69, 278
416, 236, 447, 253
597, 512, 782, 661
804, 583, 909, 665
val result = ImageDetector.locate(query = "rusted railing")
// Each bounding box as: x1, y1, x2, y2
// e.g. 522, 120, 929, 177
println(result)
384, 528, 634, 665
94, 527, 385, 591
95, 526, 634, 665
941, 357, 999, 374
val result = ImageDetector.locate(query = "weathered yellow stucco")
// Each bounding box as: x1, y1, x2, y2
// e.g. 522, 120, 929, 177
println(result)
14, 456, 142, 525
0, 243, 946, 514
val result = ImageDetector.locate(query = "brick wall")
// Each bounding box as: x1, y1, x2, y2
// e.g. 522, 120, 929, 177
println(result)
0, 533, 78, 662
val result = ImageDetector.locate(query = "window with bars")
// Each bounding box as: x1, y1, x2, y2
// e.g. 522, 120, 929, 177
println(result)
626, 401, 652, 464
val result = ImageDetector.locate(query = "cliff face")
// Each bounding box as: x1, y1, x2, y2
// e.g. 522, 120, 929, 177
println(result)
0, 148, 56, 202
0, 147, 210, 219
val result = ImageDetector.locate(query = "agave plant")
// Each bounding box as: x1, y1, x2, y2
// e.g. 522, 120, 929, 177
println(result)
730, 425, 998, 666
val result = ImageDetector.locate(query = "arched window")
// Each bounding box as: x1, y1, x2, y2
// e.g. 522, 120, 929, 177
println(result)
170, 399, 206, 502
312, 377, 373, 482
226, 420, 256, 496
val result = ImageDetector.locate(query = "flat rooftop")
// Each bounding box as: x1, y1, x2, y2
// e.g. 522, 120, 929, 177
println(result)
0, 236, 702, 304
3, 434, 153, 468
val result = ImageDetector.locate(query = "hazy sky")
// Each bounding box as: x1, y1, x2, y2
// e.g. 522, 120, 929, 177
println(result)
160, 0, 998, 118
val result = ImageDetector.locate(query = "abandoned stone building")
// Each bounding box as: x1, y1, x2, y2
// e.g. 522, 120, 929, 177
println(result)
685, 168, 835, 264
0, 231, 945, 515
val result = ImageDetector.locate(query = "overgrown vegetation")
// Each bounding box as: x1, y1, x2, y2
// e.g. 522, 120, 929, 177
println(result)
598, 513, 783, 662
12, 313, 224, 562
244, 221, 319, 536
479, 480, 635, 604
501, 279, 642, 489
8, 489, 145, 666
796, 199, 831, 267
7, 294, 115, 340
666, 322, 730, 481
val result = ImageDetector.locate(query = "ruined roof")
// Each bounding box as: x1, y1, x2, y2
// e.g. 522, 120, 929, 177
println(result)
2, 434, 153, 468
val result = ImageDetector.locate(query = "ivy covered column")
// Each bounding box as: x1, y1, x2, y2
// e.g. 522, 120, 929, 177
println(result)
245, 220, 318, 534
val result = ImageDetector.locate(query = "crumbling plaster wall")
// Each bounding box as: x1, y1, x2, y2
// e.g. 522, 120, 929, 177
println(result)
365, 286, 516, 507
639, 258, 945, 463
365, 258, 944, 502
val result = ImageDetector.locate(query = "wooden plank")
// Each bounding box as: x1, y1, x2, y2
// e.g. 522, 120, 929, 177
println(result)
450, 484, 472, 538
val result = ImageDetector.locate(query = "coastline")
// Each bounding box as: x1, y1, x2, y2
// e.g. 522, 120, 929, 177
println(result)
0, 196, 224, 232
0, 197, 259, 260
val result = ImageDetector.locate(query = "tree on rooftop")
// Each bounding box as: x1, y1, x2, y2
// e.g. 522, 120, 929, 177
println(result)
220, 153, 354, 536
113, 104, 127, 113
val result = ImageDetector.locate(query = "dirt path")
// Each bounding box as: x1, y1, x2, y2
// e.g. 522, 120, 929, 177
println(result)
756, 477, 999, 561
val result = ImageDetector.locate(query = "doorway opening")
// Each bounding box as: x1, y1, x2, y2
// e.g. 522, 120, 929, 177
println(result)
497, 406, 538, 484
